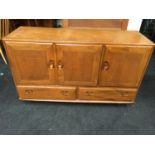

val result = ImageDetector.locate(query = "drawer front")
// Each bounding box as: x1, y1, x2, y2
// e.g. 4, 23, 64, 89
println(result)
78, 87, 137, 101
17, 86, 76, 100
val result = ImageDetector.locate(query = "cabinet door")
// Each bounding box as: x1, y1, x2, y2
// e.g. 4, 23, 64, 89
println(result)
99, 45, 152, 87
56, 44, 102, 86
5, 42, 56, 85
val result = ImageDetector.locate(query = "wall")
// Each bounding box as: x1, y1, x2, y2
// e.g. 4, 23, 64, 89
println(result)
127, 19, 143, 31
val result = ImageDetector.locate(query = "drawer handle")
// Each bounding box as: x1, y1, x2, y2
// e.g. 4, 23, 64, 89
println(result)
103, 61, 110, 71
120, 92, 129, 97
61, 90, 69, 96
86, 91, 94, 96
25, 89, 33, 94
49, 60, 55, 69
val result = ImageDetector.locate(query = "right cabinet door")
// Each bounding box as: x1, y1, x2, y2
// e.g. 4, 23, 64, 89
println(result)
99, 45, 152, 87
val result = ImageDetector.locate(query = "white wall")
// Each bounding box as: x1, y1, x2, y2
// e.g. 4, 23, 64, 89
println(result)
127, 19, 143, 31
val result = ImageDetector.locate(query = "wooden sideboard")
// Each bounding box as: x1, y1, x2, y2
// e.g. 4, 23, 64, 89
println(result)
3, 27, 154, 104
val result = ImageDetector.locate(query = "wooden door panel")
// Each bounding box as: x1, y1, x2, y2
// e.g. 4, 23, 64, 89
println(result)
5, 42, 55, 84
99, 45, 152, 87
56, 44, 102, 86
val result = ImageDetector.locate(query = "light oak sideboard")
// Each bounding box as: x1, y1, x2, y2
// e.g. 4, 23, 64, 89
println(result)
3, 27, 155, 104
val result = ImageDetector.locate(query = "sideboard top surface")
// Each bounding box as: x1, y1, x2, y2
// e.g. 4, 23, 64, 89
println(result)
3, 26, 155, 46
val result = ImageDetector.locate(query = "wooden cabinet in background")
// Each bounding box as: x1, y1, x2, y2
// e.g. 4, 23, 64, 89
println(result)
62, 19, 129, 30
3, 27, 154, 104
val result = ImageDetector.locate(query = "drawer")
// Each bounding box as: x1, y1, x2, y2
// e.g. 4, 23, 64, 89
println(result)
78, 87, 137, 101
17, 86, 76, 100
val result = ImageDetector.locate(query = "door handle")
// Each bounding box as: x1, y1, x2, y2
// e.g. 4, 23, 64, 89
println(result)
49, 60, 55, 69
102, 61, 110, 71
57, 61, 63, 69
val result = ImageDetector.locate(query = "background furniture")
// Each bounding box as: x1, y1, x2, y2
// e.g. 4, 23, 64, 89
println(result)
3, 27, 154, 104
9, 19, 56, 32
62, 19, 129, 30
0, 19, 9, 64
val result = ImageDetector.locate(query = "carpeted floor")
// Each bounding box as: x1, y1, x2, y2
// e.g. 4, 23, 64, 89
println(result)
0, 52, 155, 135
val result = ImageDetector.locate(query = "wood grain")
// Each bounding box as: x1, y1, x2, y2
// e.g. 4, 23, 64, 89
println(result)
62, 19, 129, 30
4, 41, 56, 85
99, 45, 152, 87
3, 27, 154, 46
3, 27, 154, 104
17, 85, 76, 100
78, 87, 137, 101
56, 44, 103, 86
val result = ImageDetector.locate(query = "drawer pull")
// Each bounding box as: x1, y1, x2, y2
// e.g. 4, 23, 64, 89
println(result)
61, 90, 69, 96
120, 92, 129, 97
86, 91, 94, 96
25, 89, 33, 94
103, 61, 110, 71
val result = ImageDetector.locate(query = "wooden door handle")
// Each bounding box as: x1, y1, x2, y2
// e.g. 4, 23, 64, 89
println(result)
57, 61, 63, 69
49, 60, 55, 69
103, 61, 110, 71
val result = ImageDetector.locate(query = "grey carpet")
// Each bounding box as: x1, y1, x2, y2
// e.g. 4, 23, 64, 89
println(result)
0, 52, 155, 135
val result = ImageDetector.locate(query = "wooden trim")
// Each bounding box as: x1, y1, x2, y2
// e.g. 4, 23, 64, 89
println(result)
19, 98, 135, 104
121, 19, 129, 30
3, 27, 154, 46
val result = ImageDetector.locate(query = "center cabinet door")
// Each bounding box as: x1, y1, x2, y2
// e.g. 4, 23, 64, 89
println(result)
5, 42, 56, 85
56, 44, 103, 86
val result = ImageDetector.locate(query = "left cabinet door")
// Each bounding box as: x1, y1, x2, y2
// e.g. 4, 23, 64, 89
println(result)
5, 42, 56, 85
